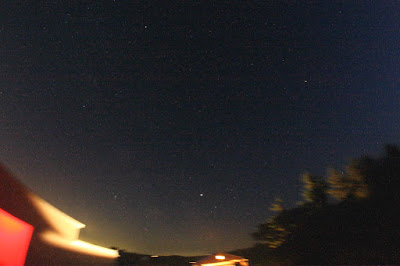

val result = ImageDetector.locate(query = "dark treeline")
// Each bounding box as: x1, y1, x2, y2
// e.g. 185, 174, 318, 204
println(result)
115, 145, 400, 264
112, 249, 202, 265
236, 144, 400, 264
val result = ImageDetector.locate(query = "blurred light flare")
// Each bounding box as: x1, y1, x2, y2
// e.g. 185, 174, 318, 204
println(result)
29, 193, 118, 259
29, 193, 85, 240
41, 229, 119, 258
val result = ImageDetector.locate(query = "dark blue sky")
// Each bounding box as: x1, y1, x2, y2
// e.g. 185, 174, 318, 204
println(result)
1, 1, 400, 255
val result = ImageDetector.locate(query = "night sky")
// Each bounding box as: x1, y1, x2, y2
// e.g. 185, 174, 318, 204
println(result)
1, 1, 400, 256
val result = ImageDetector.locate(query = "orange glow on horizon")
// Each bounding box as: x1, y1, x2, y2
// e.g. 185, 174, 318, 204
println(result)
215, 255, 225, 260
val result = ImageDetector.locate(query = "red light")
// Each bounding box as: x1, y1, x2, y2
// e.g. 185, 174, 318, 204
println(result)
0, 208, 34, 266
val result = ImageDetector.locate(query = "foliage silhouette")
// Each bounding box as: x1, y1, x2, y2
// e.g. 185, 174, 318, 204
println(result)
301, 173, 328, 207
250, 144, 400, 264
327, 160, 369, 201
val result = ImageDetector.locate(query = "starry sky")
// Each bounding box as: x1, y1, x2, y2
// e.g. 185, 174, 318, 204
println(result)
1, 0, 400, 256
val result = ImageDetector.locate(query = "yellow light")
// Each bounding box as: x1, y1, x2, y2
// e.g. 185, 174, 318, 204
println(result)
202, 260, 247, 266
29, 193, 85, 240
41, 231, 119, 258
151, 255, 159, 258
71, 240, 119, 257
215, 255, 225, 260
28, 192, 119, 259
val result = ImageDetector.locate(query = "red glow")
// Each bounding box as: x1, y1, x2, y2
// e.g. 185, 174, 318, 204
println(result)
0, 208, 34, 266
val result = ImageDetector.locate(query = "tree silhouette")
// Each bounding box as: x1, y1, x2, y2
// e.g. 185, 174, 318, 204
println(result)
269, 198, 284, 212
249, 144, 400, 264
251, 198, 311, 249
251, 198, 291, 248
301, 173, 328, 207
356, 144, 400, 202
327, 160, 369, 201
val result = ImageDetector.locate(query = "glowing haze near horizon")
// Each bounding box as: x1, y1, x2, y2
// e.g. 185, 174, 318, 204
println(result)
1, 1, 400, 255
